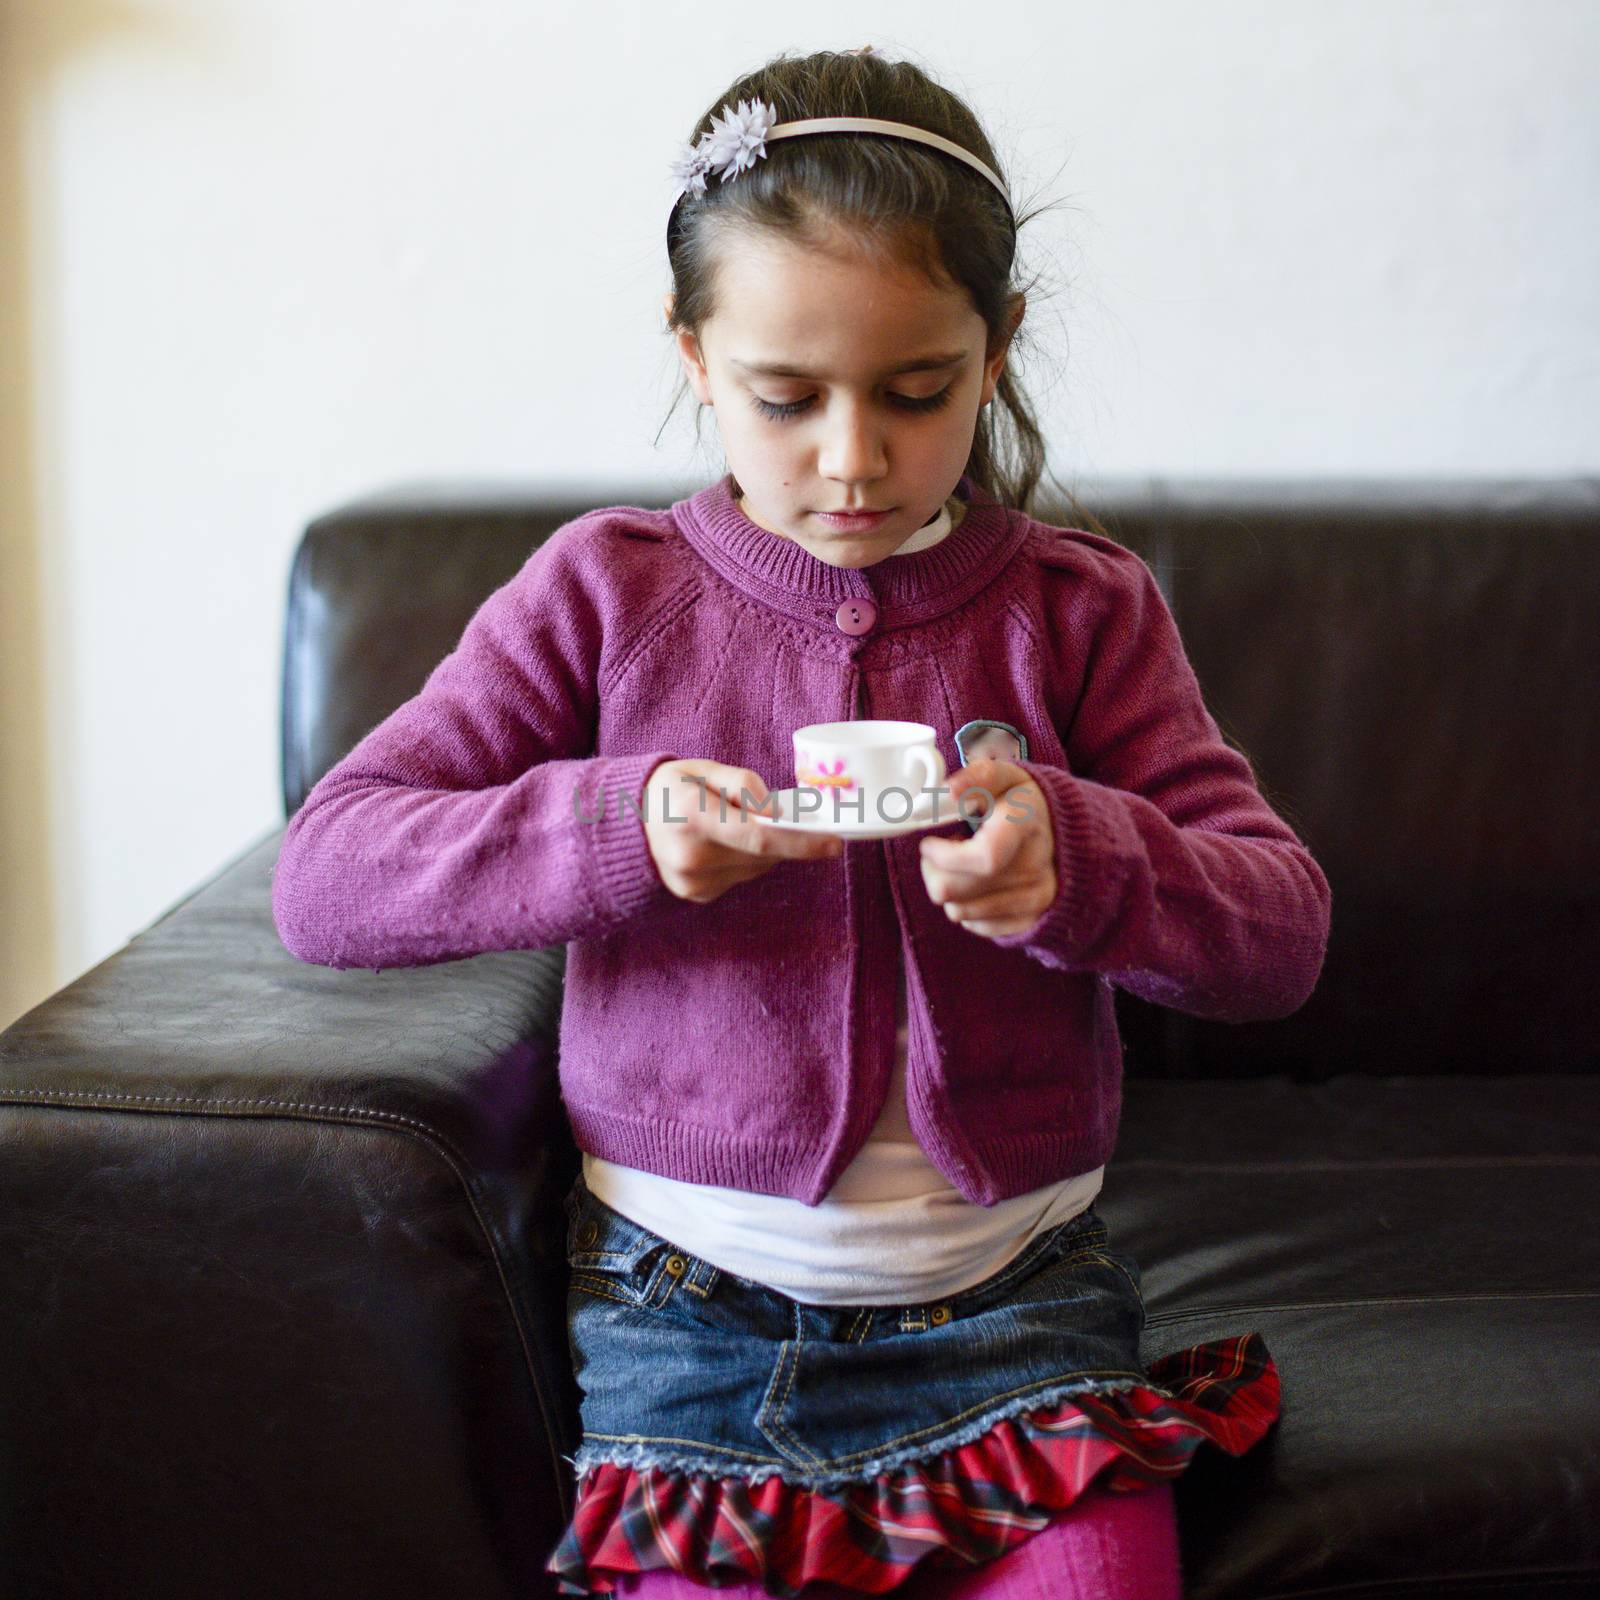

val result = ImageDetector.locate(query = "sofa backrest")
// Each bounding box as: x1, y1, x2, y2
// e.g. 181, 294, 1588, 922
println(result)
280, 477, 1600, 1080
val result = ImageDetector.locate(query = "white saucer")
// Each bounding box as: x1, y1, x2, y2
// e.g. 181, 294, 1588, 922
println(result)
749, 783, 964, 840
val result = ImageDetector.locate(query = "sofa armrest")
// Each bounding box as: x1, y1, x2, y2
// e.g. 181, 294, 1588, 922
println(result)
0, 825, 581, 1599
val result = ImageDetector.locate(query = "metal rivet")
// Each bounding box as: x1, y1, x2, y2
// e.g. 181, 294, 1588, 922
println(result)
931, 1305, 951, 1324
576, 1221, 599, 1247
665, 1255, 687, 1276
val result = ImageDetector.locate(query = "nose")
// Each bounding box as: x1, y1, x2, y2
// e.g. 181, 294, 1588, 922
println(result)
817, 397, 888, 487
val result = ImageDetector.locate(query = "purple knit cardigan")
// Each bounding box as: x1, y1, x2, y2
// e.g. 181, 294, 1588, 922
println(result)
272, 473, 1331, 1206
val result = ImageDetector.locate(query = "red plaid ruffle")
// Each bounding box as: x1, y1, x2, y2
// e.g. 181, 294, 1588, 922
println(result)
546, 1332, 1279, 1596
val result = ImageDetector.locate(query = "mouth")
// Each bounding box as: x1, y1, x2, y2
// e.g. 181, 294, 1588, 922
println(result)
815, 507, 895, 529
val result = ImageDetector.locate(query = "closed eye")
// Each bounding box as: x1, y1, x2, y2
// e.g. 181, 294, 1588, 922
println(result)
751, 387, 956, 421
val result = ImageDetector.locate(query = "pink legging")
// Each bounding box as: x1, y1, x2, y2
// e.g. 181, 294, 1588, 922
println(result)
607, 1476, 1183, 1599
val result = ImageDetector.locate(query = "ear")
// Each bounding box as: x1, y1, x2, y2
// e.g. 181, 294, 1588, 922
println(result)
667, 309, 714, 406
979, 292, 1026, 408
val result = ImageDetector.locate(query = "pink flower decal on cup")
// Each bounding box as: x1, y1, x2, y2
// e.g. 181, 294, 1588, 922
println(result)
796, 756, 857, 790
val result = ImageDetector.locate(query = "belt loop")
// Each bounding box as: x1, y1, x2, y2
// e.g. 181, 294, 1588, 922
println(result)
681, 1256, 720, 1298
899, 1306, 928, 1333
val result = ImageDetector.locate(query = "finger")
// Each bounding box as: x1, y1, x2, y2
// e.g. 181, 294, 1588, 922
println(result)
679, 765, 772, 817
941, 766, 1042, 843
737, 820, 846, 860
951, 912, 1040, 939
941, 883, 1044, 922
945, 756, 1029, 808
937, 876, 1052, 938
665, 768, 842, 865
920, 822, 995, 866
921, 806, 1027, 876
704, 787, 845, 861
702, 798, 843, 859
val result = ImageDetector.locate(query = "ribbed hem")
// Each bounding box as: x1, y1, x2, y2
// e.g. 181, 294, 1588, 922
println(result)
670, 473, 1028, 630
988, 763, 1142, 971
566, 1106, 1116, 1209
564, 1106, 835, 1204
964, 1121, 1121, 1202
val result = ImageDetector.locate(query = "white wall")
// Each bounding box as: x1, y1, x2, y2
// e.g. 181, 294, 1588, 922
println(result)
2, 0, 1597, 1027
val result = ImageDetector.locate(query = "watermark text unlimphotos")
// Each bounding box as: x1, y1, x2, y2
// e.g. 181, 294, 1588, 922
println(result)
571, 778, 1036, 827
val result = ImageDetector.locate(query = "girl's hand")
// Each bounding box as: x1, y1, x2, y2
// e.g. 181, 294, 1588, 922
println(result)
918, 758, 1058, 939
644, 758, 843, 905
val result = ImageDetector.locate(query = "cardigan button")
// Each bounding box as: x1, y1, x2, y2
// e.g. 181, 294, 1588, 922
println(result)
833, 597, 877, 636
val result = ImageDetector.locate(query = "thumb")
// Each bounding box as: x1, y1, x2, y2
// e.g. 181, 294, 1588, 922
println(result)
943, 757, 1033, 834
945, 755, 1022, 807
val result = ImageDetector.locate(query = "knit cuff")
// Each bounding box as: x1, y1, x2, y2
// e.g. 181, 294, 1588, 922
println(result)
573, 750, 682, 934
986, 762, 1141, 971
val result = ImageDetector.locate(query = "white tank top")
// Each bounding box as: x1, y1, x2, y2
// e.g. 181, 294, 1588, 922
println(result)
582, 494, 1104, 1305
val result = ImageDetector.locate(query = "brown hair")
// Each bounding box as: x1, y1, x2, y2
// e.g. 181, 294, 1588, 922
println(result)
658, 46, 1109, 536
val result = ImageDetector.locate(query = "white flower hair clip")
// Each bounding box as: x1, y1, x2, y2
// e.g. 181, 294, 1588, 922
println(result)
667, 95, 1014, 219
670, 98, 777, 203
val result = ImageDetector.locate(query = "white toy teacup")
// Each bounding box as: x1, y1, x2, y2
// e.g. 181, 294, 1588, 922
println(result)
791, 720, 948, 826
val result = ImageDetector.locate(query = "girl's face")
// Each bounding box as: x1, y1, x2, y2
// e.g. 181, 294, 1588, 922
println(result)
667, 227, 1021, 569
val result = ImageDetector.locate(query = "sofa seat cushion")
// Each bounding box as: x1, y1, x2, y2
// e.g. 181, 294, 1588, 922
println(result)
1105, 1074, 1600, 1598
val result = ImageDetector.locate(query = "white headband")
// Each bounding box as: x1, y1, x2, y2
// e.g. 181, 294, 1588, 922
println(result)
668, 97, 1012, 222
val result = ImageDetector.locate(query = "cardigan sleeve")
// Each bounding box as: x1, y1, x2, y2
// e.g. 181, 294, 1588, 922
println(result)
270, 519, 682, 970
987, 543, 1331, 1022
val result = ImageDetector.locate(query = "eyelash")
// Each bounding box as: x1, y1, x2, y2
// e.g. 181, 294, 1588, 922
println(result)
750, 387, 956, 421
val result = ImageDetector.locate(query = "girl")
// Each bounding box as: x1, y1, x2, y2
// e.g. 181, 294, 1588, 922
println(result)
272, 45, 1330, 1600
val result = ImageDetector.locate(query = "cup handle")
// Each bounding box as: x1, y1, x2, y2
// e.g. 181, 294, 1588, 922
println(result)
907, 745, 946, 799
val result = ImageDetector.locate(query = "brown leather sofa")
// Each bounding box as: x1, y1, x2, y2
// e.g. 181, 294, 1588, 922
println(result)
3, 478, 1597, 1599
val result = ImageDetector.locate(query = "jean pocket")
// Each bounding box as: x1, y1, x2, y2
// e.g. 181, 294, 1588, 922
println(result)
931, 1205, 1111, 1324
1086, 1242, 1146, 1317
566, 1188, 689, 1310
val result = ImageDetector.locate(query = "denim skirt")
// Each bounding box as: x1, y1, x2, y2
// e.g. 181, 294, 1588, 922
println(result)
545, 1170, 1281, 1597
